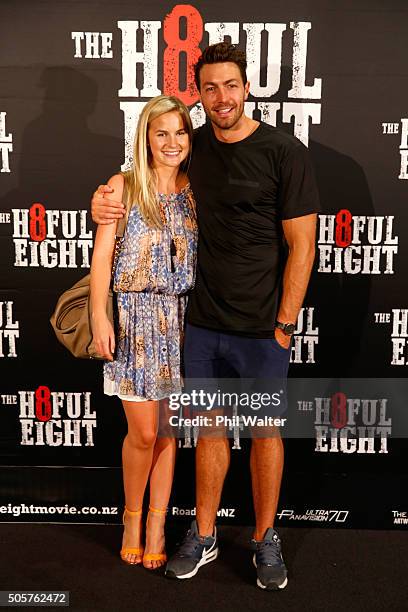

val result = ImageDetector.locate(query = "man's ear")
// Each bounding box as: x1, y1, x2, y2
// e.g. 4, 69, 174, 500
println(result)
244, 81, 250, 100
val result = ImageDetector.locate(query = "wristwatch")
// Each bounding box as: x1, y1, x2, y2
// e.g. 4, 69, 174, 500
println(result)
275, 321, 296, 336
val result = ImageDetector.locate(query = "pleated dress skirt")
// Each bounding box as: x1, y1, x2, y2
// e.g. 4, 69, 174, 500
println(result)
104, 291, 187, 402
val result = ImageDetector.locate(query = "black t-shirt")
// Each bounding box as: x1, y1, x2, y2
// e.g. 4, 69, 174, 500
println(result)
187, 120, 320, 338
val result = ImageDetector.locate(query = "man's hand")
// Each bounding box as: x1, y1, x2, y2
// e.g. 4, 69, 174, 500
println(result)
91, 184, 125, 225
274, 327, 291, 349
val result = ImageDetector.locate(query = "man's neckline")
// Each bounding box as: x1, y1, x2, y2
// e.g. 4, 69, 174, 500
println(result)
210, 120, 261, 145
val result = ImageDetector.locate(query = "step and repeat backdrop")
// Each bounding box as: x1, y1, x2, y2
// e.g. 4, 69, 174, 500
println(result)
1, 0, 407, 529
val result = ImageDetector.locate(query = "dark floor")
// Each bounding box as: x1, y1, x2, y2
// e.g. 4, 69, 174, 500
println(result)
0, 523, 407, 612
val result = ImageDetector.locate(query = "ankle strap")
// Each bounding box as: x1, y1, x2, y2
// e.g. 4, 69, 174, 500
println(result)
124, 506, 142, 515
148, 505, 167, 514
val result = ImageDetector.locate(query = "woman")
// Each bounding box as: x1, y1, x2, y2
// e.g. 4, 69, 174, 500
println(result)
90, 95, 197, 569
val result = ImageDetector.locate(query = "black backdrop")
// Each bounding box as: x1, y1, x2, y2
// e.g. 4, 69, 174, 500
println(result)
1, 0, 407, 529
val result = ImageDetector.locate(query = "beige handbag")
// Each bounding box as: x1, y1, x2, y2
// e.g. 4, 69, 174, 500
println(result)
50, 185, 128, 359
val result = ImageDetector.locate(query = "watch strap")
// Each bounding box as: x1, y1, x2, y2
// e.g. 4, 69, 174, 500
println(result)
275, 320, 296, 335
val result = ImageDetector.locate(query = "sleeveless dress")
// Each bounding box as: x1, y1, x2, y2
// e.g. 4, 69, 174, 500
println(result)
104, 185, 198, 401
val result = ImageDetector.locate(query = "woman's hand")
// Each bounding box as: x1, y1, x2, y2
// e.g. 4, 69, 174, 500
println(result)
91, 313, 115, 360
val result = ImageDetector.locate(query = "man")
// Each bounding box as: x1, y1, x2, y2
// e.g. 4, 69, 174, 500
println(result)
91, 43, 319, 590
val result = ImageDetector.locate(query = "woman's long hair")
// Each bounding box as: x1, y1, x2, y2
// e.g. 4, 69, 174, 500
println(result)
123, 95, 193, 228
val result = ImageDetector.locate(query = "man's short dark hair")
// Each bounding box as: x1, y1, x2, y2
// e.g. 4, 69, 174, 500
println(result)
194, 42, 247, 91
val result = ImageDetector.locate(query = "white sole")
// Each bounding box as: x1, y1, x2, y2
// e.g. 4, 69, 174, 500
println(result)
169, 547, 218, 580
175, 547, 218, 579
253, 553, 288, 590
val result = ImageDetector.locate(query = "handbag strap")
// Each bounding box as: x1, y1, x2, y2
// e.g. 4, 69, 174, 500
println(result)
116, 175, 128, 238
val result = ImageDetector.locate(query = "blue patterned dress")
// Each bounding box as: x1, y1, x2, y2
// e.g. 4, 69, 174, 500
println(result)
104, 185, 197, 401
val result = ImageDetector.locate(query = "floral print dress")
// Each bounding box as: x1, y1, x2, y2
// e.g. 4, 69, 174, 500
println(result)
104, 185, 197, 401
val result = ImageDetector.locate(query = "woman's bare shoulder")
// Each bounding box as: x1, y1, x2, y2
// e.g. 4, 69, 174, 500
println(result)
106, 173, 125, 200
177, 172, 190, 191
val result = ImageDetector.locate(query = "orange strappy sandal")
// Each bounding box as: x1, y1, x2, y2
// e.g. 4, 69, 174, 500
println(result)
143, 506, 167, 569
120, 507, 144, 565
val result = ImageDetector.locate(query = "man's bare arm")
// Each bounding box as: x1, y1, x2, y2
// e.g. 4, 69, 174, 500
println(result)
91, 184, 126, 225
275, 213, 317, 348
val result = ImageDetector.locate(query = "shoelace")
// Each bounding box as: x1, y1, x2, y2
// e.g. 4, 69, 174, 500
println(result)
256, 539, 282, 565
176, 529, 202, 557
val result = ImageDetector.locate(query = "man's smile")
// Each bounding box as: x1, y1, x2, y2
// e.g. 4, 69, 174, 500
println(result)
214, 106, 234, 116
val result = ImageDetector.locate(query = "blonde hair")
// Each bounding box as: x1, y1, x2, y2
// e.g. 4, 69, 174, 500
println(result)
122, 95, 193, 228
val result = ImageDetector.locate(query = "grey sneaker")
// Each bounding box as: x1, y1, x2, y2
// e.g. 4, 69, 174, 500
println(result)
165, 520, 218, 579
252, 528, 288, 590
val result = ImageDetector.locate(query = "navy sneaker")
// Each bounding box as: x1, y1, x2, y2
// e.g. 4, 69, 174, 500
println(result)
252, 528, 288, 590
165, 520, 218, 579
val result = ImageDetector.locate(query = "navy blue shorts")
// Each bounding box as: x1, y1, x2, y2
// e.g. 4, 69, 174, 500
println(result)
184, 323, 291, 379
183, 324, 291, 419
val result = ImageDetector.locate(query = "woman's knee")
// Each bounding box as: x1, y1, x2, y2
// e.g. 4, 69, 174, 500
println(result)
122, 400, 159, 449
126, 428, 157, 450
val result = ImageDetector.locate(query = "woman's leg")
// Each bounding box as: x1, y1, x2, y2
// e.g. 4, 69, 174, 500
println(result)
121, 399, 159, 564
144, 399, 177, 568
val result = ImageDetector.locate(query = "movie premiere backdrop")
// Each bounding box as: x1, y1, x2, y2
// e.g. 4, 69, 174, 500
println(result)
1, 0, 407, 529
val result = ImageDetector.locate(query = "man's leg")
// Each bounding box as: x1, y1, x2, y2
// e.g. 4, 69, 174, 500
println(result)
226, 336, 289, 538
226, 334, 290, 590
196, 416, 230, 536
250, 433, 283, 540
166, 325, 227, 579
